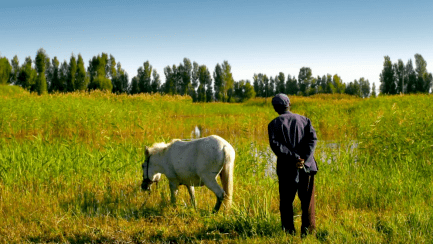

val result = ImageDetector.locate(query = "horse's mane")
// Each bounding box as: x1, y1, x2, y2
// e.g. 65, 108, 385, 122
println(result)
148, 139, 181, 156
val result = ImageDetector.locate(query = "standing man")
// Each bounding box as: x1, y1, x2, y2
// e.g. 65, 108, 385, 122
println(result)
268, 93, 318, 237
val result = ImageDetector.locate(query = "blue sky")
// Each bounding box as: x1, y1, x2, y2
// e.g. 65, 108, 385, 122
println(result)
1, 0, 432, 92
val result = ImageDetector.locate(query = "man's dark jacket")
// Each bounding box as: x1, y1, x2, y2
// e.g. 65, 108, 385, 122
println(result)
268, 111, 318, 174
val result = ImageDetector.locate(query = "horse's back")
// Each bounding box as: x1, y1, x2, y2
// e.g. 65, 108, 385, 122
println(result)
168, 135, 234, 174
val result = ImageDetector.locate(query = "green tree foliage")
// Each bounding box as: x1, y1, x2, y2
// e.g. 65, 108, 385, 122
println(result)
262, 74, 269, 97
75, 54, 89, 91
221, 61, 234, 102
67, 54, 77, 92
0, 56, 12, 85
163, 66, 176, 95
394, 59, 405, 94
285, 74, 298, 95
179, 58, 192, 96
213, 63, 223, 101
325, 74, 335, 94
320, 75, 327, 93
405, 59, 417, 93
233, 79, 256, 102
108, 55, 117, 81
34, 48, 48, 95
359, 78, 370, 98
47, 57, 60, 92
298, 67, 313, 95
137, 61, 152, 93
414, 54, 432, 93
88, 53, 112, 91
10, 55, 19, 85
151, 70, 161, 93
59, 61, 68, 92
332, 74, 345, 94
112, 62, 129, 94
189, 62, 199, 102
276, 72, 285, 94
345, 80, 360, 96
253, 74, 260, 97
371, 82, 377, 98
268, 75, 275, 97
346, 78, 370, 98
16, 57, 37, 91
315, 76, 323, 93
129, 76, 139, 94
197, 65, 212, 102
380, 56, 396, 94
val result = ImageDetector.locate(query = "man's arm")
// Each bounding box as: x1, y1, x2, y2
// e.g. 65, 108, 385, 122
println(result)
299, 119, 317, 162
268, 122, 300, 161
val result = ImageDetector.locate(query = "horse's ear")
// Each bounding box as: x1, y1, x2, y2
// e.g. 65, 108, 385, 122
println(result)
145, 146, 149, 157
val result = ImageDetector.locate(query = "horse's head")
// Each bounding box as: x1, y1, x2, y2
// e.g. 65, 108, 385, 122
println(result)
141, 147, 161, 191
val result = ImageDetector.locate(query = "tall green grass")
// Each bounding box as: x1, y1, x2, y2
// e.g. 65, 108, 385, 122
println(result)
0, 87, 432, 243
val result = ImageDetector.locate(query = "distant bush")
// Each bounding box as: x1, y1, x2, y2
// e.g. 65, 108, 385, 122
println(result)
0, 84, 29, 97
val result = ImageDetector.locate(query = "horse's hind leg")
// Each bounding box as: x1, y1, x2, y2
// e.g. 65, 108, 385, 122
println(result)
187, 185, 196, 209
202, 177, 225, 213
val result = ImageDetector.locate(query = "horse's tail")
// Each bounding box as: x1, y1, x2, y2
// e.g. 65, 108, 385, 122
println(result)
220, 144, 235, 211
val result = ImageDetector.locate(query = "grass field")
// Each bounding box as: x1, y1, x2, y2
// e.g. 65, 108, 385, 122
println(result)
0, 85, 432, 243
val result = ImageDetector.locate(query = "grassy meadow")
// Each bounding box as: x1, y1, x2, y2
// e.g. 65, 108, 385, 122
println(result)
0, 86, 432, 243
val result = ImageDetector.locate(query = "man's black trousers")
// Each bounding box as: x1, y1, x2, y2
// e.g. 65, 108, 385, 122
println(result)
277, 169, 316, 235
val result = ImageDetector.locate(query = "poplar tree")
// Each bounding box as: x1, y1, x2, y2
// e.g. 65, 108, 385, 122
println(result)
138, 61, 152, 93
180, 58, 192, 95
269, 76, 276, 97
371, 83, 377, 98
75, 54, 88, 91
59, 61, 68, 92
325, 74, 335, 94
379, 56, 396, 94
130, 76, 139, 94
285, 74, 298, 95
359, 78, 370, 98
87, 53, 112, 91
151, 69, 161, 93
298, 67, 312, 95
164, 66, 176, 95
253, 74, 260, 97
198, 65, 212, 102
10, 55, 19, 85
67, 54, 77, 92
221, 61, 234, 102
394, 59, 405, 93
34, 48, 48, 94
213, 63, 223, 101
276, 72, 286, 94
414, 53, 431, 92
48, 57, 60, 92
262, 74, 269, 97
0, 56, 12, 85
405, 59, 417, 93
189, 61, 199, 102
16, 57, 37, 90
332, 74, 346, 94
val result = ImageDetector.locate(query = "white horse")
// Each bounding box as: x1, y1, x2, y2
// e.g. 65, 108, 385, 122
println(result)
141, 135, 235, 212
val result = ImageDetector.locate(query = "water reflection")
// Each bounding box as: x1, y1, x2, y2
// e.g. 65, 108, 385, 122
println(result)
189, 125, 359, 177
258, 141, 359, 177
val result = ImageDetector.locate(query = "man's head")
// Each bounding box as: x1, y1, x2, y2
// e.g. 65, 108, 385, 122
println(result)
272, 93, 290, 114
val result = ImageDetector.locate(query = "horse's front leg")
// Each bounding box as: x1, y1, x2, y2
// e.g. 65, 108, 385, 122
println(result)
169, 181, 179, 205
187, 185, 196, 209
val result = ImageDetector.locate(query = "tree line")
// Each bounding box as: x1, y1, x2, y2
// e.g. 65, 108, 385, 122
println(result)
0, 48, 431, 102
379, 55, 432, 94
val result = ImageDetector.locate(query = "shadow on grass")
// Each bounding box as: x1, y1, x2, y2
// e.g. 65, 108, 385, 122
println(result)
58, 182, 170, 220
